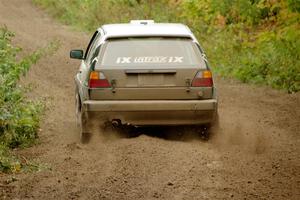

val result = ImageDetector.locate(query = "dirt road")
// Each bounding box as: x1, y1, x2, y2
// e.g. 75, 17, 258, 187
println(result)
0, 0, 299, 199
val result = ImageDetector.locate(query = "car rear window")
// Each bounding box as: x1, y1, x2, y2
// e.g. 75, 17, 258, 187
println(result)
99, 38, 202, 67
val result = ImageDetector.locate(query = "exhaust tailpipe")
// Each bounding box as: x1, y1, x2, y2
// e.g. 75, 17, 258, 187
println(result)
111, 119, 121, 127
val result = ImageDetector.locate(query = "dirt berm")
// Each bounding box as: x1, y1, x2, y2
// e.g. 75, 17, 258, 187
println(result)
0, 0, 299, 199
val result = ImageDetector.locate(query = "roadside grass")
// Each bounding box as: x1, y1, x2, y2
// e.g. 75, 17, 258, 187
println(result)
0, 27, 59, 173
32, 0, 300, 93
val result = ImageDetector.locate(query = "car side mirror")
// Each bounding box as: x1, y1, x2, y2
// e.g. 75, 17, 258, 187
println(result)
70, 50, 84, 59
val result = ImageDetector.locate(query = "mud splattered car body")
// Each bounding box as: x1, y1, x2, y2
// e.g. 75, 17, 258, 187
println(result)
70, 20, 218, 138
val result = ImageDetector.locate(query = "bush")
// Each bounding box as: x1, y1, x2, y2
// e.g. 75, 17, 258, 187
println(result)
0, 27, 43, 149
0, 27, 59, 172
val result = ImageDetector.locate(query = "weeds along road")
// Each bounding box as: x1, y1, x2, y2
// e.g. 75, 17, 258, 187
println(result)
0, 0, 299, 199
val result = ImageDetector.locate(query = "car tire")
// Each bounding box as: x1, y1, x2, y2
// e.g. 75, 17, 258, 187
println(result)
75, 93, 90, 143
197, 111, 219, 140
208, 111, 219, 137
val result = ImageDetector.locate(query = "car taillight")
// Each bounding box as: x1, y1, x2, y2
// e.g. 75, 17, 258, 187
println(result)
191, 70, 213, 87
89, 71, 110, 88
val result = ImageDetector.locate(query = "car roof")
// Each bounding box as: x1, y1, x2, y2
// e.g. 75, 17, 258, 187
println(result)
98, 20, 198, 42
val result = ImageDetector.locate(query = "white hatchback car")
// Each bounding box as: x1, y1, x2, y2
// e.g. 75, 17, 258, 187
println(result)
70, 20, 218, 140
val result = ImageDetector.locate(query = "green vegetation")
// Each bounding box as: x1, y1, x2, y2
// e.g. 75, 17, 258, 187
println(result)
33, 0, 299, 92
0, 27, 58, 173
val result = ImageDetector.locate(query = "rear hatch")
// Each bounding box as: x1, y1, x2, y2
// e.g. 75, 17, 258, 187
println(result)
89, 38, 213, 100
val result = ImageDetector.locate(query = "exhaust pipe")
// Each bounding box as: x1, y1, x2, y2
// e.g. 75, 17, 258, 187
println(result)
111, 119, 121, 127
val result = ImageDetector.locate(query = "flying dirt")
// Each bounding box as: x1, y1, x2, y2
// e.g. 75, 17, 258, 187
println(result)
0, 0, 299, 199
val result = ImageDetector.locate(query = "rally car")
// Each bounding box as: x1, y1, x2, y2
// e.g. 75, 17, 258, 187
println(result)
70, 20, 218, 141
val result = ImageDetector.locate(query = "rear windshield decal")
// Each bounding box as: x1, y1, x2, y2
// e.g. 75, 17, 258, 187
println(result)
116, 56, 183, 64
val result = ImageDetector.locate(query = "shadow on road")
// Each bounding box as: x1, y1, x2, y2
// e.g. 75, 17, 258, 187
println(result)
102, 125, 214, 142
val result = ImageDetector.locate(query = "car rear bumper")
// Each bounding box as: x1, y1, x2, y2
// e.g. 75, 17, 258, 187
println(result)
82, 99, 217, 126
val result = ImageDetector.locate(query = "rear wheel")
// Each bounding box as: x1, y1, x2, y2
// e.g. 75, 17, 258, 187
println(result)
197, 112, 219, 140
207, 111, 219, 138
198, 126, 209, 140
75, 93, 90, 143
